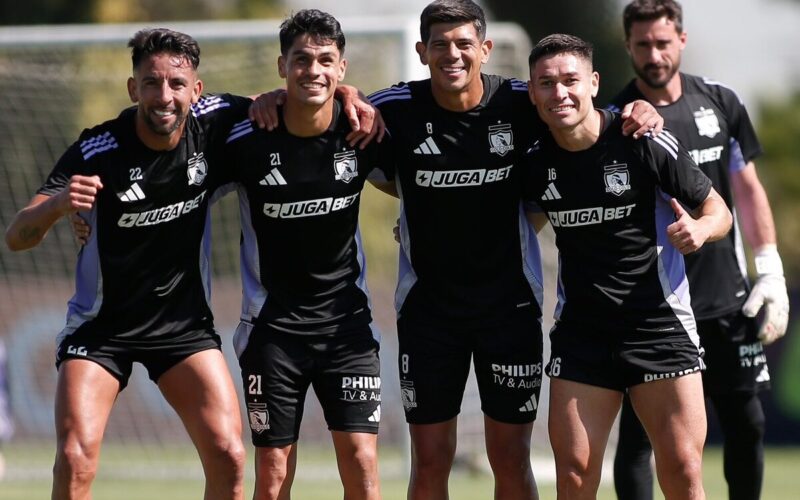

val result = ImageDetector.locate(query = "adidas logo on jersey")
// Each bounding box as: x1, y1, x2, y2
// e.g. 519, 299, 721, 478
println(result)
259, 168, 287, 186
416, 165, 512, 188
118, 183, 146, 202
368, 406, 381, 423
518, 394, 538, 413
755, 366, 770, 383
414, 137, 441, 155
541, 182, 561, 201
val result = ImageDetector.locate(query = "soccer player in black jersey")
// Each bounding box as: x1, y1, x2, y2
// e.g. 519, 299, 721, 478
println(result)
523, 34, 732, 499
212, 11, 391, 500
364, 2, 662, 499
609, 3, 790, 500
5, 30, 246, 499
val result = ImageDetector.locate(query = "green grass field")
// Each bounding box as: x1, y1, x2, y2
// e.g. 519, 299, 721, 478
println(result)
1, 444, 798, 499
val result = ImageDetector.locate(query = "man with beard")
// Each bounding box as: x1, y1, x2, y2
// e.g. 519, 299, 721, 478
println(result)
608, 2, 790, 499
5, 29, 246, 500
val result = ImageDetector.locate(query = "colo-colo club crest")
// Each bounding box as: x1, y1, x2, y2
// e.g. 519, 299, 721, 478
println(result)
187, 152, 208, 186
247, 402, 269, 434
604, 163, 631, 196
694, 107, 721, 138
334, 150, 358, 183
488, 123, 514, 157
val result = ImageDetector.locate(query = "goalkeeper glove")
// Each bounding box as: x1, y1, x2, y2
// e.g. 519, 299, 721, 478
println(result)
742, 245, 790, 345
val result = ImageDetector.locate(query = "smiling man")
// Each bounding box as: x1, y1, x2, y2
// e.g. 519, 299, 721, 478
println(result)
523, 33, 732, 500
211, 10, 393, 500
5, 29, 245, 500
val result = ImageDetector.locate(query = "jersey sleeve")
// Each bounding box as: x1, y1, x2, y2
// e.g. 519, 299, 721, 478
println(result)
37, 140, 91, 197
364, 136, 396, 182
714, 84, 763, 167
195, 93, 252, 187
642, 129, 712, 210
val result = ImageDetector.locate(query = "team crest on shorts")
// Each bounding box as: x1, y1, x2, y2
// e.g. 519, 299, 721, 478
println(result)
603, 164, 631, 196
247, 402, 269, 433
400, 380, 418, 411
187, 152, 208, 186
333, 150, 358, 183
693, 107, 721, 138
488, 123, 514, 157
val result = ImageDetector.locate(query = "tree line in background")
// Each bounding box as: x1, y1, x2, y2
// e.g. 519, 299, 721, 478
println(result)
2, 0, 798, 279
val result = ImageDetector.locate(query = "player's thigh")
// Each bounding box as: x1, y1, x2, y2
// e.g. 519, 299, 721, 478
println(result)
473, 308, 543, 424
237, 323, 312, 447
548, 378, 621, 465
628, 373, 706, 459
55, 359, 120, 445
158, 348, 242, 441
484, 415, 534, 460
314, 331, 381, 435
397, 317, 472, 424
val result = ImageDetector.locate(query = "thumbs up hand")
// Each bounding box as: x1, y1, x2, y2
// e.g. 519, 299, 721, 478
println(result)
666, 198, 709, 255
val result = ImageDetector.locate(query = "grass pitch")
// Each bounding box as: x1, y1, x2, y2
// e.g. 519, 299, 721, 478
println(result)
1, 443, 798, 499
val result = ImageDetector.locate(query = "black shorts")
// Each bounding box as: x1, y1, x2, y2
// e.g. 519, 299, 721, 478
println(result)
698, 310, 769, 395
547, 321, 705, 392
235, 322, 380, 447
397, 305, 543, 425
55, 327, 222, 390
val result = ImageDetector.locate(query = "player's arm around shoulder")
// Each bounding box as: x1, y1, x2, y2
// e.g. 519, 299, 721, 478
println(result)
5, 175, 102, 251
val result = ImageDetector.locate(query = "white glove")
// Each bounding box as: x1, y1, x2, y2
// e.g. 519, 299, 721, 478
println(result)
742, 245, 790, 345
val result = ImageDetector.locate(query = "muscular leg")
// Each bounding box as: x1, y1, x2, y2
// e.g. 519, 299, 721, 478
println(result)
484, 416, 538, 500
629, 373, 706, 500
158, 349, 246, 500
549, 378, 622, 500
614, 394, 654, 500
254, 444, 297, 500
331, 431, 380, 500
709, 392, 765, 500
52, 359, 119, 500
408, 418, 457, 500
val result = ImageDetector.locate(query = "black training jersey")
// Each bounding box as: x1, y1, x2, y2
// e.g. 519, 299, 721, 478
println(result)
39, 96, 239, 345
608, 74, 762, 319
220, 98, 390, 337
522, 110, 712, 335
369, 74, 545, 327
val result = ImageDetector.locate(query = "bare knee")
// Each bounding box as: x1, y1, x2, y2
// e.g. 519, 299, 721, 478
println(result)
487, 440, 531, 474
411, 440, 455, 479
209, 435, 247, 477
555, 455, 602, 496
54, 438, 100, 486
655, 449, 704, 498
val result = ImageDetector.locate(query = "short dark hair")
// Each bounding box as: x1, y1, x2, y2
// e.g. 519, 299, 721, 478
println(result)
419, 0, 486, 44
623, 0, 684, 39
528, 34, 594, 70
128, 28, 200, 71
279, 9, 345, 56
